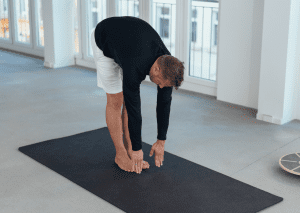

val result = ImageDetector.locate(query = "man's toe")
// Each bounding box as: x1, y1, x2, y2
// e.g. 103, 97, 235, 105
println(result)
142, 161, 150, 169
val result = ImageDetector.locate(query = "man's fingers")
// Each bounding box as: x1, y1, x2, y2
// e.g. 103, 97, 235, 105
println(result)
135, 161, 138, 173
138, 160, 142, 173
155, 155, 164, 167
155, 155, 159, 167
149, 149, 154, 157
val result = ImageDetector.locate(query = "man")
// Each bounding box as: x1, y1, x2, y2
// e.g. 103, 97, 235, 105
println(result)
91, 16, 184, 174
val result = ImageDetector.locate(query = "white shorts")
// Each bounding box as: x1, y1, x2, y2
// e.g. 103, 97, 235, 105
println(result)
91, 29, 123, 94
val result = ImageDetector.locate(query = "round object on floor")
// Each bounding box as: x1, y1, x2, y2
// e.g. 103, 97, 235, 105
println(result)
279, 153, 300, 176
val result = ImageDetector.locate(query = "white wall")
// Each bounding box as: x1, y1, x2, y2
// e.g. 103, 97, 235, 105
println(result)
217, 0, 259, 108
284, 0, 300, 122
217, 0, 300, 124
257, 0, 300, 124
296, 2, 300, 120
258, 0, 290, 124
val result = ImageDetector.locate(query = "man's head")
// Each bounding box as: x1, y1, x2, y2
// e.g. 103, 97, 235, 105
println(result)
149, 59, 172, 89
149, 55, 185, 90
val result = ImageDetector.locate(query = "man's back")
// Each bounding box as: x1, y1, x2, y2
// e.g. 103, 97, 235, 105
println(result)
95, 16, 167, 64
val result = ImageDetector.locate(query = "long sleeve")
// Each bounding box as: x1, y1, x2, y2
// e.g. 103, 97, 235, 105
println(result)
156, 85, 173, 141
122, 61, 143, 151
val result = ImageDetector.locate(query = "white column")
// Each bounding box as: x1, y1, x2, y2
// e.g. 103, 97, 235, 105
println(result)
176, 0, 191, 66
43, 0, 75, 69
257, 0, 300, 124
140, 0, 151, 24
107, 0, 116, 18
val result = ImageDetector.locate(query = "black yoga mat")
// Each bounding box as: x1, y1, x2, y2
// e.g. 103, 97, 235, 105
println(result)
19, 127, 283, 213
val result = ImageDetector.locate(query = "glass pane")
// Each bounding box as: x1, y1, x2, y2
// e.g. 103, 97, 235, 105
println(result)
0, 0, 10, 39
36, 0, 44, 46
88, 0, 107, 56
15, 0, 30, 43
74, 0, 79, 53
152, 0, 176, 56
116, 0, 139, 18
190, 0, 219, 81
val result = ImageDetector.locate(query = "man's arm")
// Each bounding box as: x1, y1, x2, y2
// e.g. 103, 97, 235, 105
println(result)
122, 62, 143, 151
156, 86, 173, 142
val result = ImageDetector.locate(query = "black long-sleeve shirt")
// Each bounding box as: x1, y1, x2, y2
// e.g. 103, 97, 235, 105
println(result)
95, 16, 173, 151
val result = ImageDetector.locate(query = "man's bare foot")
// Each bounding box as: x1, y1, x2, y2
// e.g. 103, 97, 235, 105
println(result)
127, 150, 150, 169
115, 151, 135, 172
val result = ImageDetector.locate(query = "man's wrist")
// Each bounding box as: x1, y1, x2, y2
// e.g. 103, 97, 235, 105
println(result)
157, 139, 166, 145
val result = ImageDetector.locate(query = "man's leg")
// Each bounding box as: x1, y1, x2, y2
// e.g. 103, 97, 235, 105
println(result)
122, 102, 149, 169
106, 102, 134, 172
122, 103, 132, 156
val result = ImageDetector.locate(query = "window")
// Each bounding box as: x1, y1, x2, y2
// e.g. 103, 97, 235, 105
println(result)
3, 0, 7, 11
190, 0, 219, 81
116, 0, 139, 18
192, 21, 197, 42
152, 1, 176, 55
161, 7, 169, 15
93, 13, 98, 28
160, 18, 169, 38
135, 4, 138, 15
92, 0, 97, 7
213, 11, 218, 46
192, 9, 197, 18
214, 24, 217, 45
20, 0, 25, 13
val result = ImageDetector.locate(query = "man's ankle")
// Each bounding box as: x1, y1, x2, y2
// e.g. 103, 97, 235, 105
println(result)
116, 148, 128, 156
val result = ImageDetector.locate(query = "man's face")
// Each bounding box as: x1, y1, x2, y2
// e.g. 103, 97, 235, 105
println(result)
150, 61, 171, 89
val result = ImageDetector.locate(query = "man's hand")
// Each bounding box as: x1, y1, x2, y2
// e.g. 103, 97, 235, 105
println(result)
149, 140, 165, 167
131, 149, 143, 174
